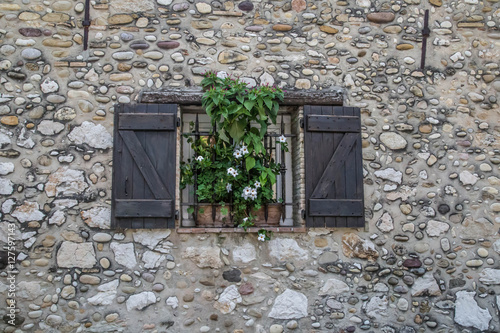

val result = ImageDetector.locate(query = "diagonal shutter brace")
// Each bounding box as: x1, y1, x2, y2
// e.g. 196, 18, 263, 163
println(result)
83, 0, 91, 51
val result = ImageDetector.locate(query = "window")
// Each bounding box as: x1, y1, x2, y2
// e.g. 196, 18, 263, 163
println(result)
111, 101, 364, 230
180, 107, 298, 228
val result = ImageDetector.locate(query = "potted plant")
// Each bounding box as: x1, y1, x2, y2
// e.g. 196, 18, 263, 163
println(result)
180, 72, 287, 235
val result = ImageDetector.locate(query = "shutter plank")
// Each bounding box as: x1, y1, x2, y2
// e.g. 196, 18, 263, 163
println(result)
112, 103, 177, 229
305, 105, 365, 228
119, 113, 175, 130
120, 130, 170, 199
306, 115, 361, 132
309, 199, 363, 216
115, 200, 173, 218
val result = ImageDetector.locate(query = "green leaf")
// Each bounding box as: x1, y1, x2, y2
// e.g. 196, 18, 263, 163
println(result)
187, 206, 194, 214
246, 156, 256, 171
264, 97, 273, 110
244, 100, 255, 111
219, 131, 230, 143
220, 207, 228, 215
228, 119, 246, 142
268, 170, 276, 184
199, 208, 205, 214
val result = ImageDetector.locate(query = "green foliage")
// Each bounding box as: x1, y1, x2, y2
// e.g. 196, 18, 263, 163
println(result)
180, 72, 286, 238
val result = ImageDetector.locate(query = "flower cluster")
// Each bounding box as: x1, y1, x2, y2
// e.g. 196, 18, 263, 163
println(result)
233, 145, 248, 159
241, 186, 258, 200
227, 167, 238, 177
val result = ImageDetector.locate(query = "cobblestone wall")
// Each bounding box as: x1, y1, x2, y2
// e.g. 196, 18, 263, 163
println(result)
0, 0, 500, 332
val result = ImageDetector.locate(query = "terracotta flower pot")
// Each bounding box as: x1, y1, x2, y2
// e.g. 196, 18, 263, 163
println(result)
251, 203, 282, 227
196, 205, 231, 227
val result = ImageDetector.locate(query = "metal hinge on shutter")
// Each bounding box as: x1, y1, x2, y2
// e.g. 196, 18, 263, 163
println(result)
299, 118, 304, 129
177, 117, 181, 127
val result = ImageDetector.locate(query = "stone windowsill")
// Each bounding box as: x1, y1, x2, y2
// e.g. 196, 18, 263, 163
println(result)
177, 227, 307, 233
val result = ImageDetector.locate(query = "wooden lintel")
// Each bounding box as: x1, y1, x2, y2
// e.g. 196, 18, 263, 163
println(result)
139, 88, 344, 106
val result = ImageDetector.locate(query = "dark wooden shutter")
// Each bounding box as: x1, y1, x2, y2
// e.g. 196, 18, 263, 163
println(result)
111, 104, 177, 229
305, 106, 365, 228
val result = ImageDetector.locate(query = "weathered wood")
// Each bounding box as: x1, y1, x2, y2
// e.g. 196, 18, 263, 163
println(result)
140, 88, 343, 106
310, 133, 357, 199
309, 199, 364, 217
112, 103, 177, 229
119, 113, 175, 130
119, 130, 170, 199
305, 105, 365, 228
307, 115, 360, 132
115, 199, 173, 218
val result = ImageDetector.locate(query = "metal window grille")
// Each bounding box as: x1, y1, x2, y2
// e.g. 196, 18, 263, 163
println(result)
180, 111, 295, 227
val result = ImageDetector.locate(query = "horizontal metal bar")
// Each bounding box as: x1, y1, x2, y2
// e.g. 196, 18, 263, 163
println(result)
180, 202, 297, 206
182, 132, 296, 137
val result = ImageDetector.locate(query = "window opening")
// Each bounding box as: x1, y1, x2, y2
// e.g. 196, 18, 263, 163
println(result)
180, 108, 297, 228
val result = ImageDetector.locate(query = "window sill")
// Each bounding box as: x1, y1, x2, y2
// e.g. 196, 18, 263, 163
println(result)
176, 227, 307, 234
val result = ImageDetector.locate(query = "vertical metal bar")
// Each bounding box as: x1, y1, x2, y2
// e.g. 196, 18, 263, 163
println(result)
83, 0, 91, 51
211, 122, 216, 223
420, 9, 430, 69
280, 116, 286, 221
193, 114, 199, 223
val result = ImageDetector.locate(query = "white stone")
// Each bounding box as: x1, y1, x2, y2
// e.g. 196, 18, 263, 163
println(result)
68, 121, 113, 149
459, 170, 478, 185
196, 2, 211, 13
379, 132, 407, 150
0, 221, 21, 243
259, 72, 275, 86
479, 268, 500, 285
365, 296, 388, 319
376, 212, 394, 233
142, 250, 166, 269
88, 280, 119, 306
37, 120, 65, 135
17, 281, 47, 300
11, 201, 45, 223
268, 289, 308, 319
214, 285, 242, 314
269, 238, 308, 261
0, 177, 14, 195
157, 0, 173, 5
454, 290, 491, 331
182, 246, 223, 269
374, 168, 403, 184
493, 239, 500, 254
45, 167, 88, 197
57, 242, 97, 268
166, 296, 179, 309
411, 273, 441, 296
40, 78, 59, 93
126, 291, 157, 311
112, 51, 135, 60
0, 162, 14, 175
232, 243, 257, 264
81, 206, 111, 229
110, 242, 137, 269
319, 278, 350, 296
49, 210, 66, 226
133, 229, 171, 250
425, 220, 450, 237
240, 77, 257, 88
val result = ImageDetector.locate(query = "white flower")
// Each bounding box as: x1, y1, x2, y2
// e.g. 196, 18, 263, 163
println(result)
240, 145, 249, 155
233, 149, 242, 159
278, 135, 286, 143
242, 217, 248, 223
257, 234, 265, 242
196, 156, 204, 161
254, 181, 261, 188
227, 167, 238, 177
226, 183, 232, 192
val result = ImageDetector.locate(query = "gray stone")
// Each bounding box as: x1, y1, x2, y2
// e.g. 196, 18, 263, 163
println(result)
380, 132, 407, 150
81, 207, 111, 229
411, 273, 441, 296
37, 120, 65, 135
20, 48, 42, 60
454, 291, 491, 331
182, 246, 223, 268
88, 280, 119, 306
110, 242, 137, 269
319, 278, 349, 296
126, 291, 157, 311
214, 285, 242, 314
68, 121, 113, 149
57, 241, 97, 268
374, 168, 403, 184
268, 289, 308, 319
269, 238, 308, 261
232, 243, 256, 264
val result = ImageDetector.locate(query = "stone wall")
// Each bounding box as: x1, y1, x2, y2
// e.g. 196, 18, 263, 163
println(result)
0, 0, 500, 332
